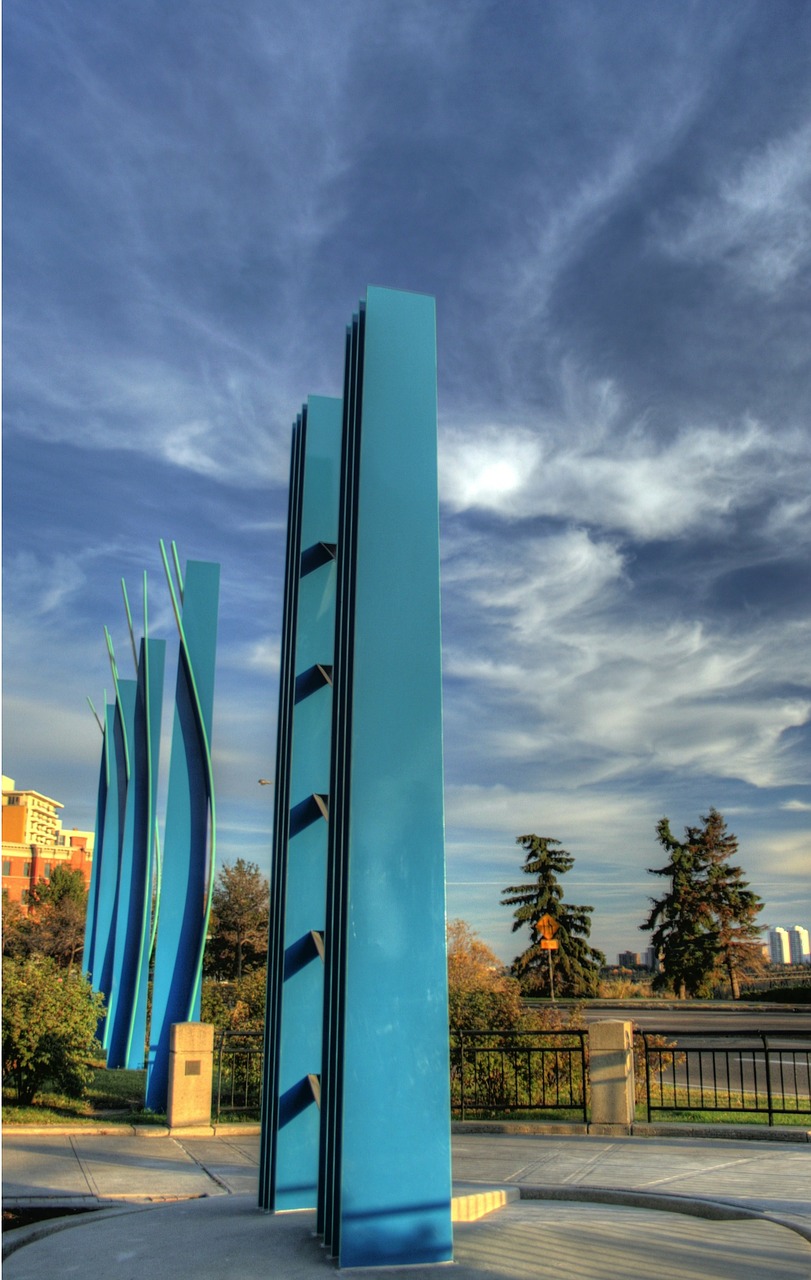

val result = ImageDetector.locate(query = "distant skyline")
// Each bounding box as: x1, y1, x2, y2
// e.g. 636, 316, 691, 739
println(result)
4, 1, 810, 966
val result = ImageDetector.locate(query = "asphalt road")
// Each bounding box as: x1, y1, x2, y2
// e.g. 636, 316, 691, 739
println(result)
536, 1001, 811, 1035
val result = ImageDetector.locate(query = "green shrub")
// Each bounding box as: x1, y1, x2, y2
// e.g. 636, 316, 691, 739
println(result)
742, 985, 811, 1004
2, 956, 106, 1105
202, 967, 267, 1032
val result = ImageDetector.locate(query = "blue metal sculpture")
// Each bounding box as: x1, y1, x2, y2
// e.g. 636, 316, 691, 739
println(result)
145, 547, 220, 1112
260, 395, 342, 1211
82, 695, 108, 987
260, 288, 452, 1268
83, 647, 136, 1051
106, 578, 165, 1069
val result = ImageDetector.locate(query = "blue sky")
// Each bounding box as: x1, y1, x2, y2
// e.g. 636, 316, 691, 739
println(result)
4, 0, 810, 966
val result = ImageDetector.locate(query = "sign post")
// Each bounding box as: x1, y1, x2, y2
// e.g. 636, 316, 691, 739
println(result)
535, 914, 559, 1002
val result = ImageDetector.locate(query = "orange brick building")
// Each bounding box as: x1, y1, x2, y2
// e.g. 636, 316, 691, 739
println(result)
2, 775, 94, 910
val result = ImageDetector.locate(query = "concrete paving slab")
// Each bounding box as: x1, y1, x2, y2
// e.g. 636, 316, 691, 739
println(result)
2, 1136, 95, 1200
4, 1195, 811, 1280
452, 1133, 811, 1221
175, 1135, 260, 1196
72, 1134, 228, 1199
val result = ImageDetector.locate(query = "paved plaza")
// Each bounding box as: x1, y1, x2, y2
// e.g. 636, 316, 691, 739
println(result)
3, 1129, 811, 1278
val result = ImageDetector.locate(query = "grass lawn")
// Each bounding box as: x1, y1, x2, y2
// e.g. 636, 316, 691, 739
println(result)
2, 1065, 166, 1126
638, 1106, 811, 1127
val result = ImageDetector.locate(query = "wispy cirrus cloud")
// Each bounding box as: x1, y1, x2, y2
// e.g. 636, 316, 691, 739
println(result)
441, 400, 806, 542
653, 118, 811, 293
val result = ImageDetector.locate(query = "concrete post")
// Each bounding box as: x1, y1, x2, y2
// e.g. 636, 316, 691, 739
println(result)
166, 1022, 214, 1129
588, 1020, 635, 1135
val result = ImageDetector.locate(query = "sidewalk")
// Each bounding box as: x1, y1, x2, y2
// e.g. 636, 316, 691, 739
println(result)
4, 1129, 811, 1278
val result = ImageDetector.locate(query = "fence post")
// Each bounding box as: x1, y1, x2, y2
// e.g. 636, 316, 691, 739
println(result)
166, 1022, 214, 1129
588, 1020, 635, 1135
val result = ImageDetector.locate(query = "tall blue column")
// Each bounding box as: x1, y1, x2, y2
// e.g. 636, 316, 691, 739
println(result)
261, 288, 452, 1269
328, 287, 451, 1268
259, 396, 342, 1211
146, 555, 219, 1112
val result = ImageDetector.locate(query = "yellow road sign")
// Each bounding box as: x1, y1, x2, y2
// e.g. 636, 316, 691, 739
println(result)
535, 913, 559, 940
539, 939, 559, 950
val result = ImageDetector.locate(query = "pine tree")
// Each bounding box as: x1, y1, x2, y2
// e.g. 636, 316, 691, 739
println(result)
501, 835, 604, 997
696, 809, 764, 999
641, 818, 716, 998
641, 810, 763, 999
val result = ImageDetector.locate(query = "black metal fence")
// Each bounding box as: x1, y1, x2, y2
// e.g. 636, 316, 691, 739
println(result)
451, 1030, 588, 1122
210, 1024, 810, 1128
213, 1029, 264, 1122
641, 1030, 811, 1126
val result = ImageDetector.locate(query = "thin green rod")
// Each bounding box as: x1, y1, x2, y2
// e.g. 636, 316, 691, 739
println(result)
104, 627, 131, 781
121, 579, 138, 674
150, 820, 162, 959
171, 540, 184, 603
87, 696, 104, 735
123, 571, 154, 1066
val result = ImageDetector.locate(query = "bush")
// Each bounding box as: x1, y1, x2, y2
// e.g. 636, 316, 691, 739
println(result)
2, 956, 106, 1105
202, 967, 267, 1033
741, 984, 811, 1004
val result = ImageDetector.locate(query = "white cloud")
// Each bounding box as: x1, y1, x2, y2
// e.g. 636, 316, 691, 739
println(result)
440, 407, 793, 540
653, 119, 811, 292
442, 508, 810, 789
241, 637, 281, 675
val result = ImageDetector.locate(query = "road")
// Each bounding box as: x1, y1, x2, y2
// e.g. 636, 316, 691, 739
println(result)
532, 1000, 811, 1035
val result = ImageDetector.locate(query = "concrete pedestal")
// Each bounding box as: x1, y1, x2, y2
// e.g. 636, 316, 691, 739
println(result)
588, 1020, 635, 1135
166, 1023, 214, 1128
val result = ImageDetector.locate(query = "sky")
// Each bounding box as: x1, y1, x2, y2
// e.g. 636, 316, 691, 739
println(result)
4, 0, 810, 968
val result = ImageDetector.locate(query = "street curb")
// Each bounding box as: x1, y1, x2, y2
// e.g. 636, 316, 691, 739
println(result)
452, 1119, 810, 1143
515, 1183, 811, 1245
2, 1202, 154, 1261
1, 1124, 263, 1138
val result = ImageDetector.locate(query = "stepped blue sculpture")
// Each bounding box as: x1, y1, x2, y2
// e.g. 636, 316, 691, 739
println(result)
84, 547, 219, 1097
83, 674, 134, 1049
145, 547, 220, 1111
260, 287, 453, 1268
106, 580, 165, 1069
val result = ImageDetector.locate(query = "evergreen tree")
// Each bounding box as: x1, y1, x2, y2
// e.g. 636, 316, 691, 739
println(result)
697, 809, 764, 999
641, 818, 716, 998
205, 858, 270, 980
641, 809, 763, 999
501, 835, 604, 997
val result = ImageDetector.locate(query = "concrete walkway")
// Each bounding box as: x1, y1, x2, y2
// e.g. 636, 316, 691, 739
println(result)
4, 1128, 811, 1278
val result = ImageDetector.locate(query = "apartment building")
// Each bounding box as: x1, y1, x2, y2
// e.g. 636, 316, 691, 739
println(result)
788, 925, 811, 965
2, 775, 94, 909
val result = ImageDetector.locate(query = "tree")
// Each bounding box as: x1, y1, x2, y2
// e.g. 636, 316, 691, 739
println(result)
205, 859, 270, 980
501, 835, 604, 998
29, 866, 88, 970
2, 955, 105, 1105
2, 891, 32, 957
641, 809, 763, 999
201, 967, 267, 1032
446, 919, 522, 1031
700, 809, 764, 999
641, 818, 716, 998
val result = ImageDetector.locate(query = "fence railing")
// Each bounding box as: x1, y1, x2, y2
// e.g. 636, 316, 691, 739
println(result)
641, 1030, 811, 1126
210, 1024, 810, 1128
451, 1030, 588, 1122
213, 1029, 264, 1122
